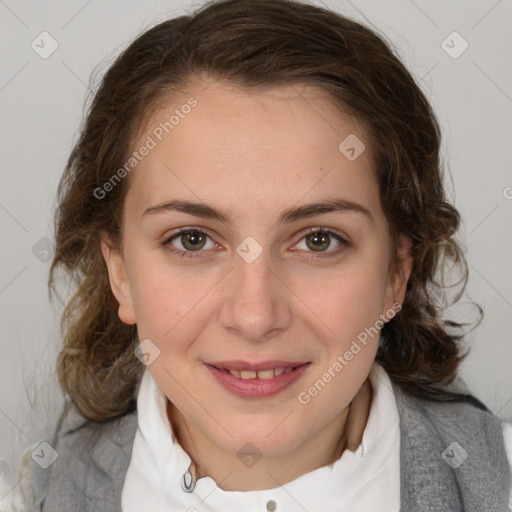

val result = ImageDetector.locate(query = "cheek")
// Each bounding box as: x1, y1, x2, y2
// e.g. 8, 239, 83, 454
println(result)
296, 264, 388, 415
129, 259, 201, 342
299, 256, 389, 339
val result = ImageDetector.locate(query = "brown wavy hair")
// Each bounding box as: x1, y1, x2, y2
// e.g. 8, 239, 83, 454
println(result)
49, 0, 483, 423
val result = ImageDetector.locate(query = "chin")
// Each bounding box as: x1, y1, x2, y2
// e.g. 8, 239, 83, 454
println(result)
218, 426, 304, 457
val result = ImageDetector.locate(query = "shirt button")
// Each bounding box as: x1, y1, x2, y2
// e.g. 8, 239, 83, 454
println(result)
266, 500, 277, 511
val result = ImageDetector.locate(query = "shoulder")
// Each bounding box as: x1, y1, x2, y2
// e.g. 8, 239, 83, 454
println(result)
391, 381, 511, 511
391, 379, 504, 435
29, 407, 138, 512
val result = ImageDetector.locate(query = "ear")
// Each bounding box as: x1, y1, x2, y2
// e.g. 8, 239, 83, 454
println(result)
383, 234, 413, 317
101, 233, 136, 325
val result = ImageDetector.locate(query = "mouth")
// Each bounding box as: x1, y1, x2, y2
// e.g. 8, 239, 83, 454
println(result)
204, 361, 311, 398
206, 360, 310, 380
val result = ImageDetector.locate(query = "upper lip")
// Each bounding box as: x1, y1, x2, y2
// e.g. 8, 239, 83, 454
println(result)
206, 360, 309, 371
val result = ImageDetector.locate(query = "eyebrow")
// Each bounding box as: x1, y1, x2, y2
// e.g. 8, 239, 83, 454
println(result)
141, 198, 372, 224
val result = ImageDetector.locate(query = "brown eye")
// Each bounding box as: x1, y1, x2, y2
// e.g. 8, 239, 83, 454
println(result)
179, 230, 207, 251
164, 229, 216, 257
305, 231, 331, 251
293, 228, 348, 257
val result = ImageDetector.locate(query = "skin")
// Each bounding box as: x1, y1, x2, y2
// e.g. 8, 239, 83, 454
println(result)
101, 80, 412, 491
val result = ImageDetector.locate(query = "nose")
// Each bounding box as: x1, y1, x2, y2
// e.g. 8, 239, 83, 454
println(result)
219, 244, 292, 343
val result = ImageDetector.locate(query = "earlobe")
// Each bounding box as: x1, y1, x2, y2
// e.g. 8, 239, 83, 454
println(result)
100, 234, 137, 325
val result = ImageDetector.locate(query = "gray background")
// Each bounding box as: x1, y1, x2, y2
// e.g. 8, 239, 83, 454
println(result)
1, 0, 511, 483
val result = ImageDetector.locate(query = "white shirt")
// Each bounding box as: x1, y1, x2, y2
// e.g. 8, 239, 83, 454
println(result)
120, 361, 512, 512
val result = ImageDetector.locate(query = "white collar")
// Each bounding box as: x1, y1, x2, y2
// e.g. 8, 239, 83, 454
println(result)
122, 361, 401, 511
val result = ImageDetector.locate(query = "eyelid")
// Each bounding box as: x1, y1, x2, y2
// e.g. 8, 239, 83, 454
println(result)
290, 226, 348, 254
162, 225, 349, 258
162, 226, 220, 256
294, 225, 347, 243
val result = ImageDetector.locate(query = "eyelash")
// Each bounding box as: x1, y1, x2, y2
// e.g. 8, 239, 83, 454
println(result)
162, 227, 349, 260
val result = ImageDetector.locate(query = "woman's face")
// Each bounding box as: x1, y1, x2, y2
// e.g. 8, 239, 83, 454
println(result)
102, 80, 411, 458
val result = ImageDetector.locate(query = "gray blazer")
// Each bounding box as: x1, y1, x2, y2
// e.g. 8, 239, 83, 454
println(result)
30, 381, 511, 511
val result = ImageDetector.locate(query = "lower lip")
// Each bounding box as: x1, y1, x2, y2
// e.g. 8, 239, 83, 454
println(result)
205, 363, 311, 398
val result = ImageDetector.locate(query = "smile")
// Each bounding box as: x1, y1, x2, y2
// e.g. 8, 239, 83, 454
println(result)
205, 362, 311, 398
218, 367, 297, 379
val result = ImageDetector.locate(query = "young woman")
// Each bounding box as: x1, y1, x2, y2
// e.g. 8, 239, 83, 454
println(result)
6, 0, 512, 510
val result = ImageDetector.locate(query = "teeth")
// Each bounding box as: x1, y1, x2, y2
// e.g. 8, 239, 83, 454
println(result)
256, 369, 275, 380
240, 370, 257, 379
226, 367, 292, 379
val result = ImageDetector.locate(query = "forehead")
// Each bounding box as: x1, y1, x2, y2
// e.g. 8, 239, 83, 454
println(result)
125, 80, 380, 223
